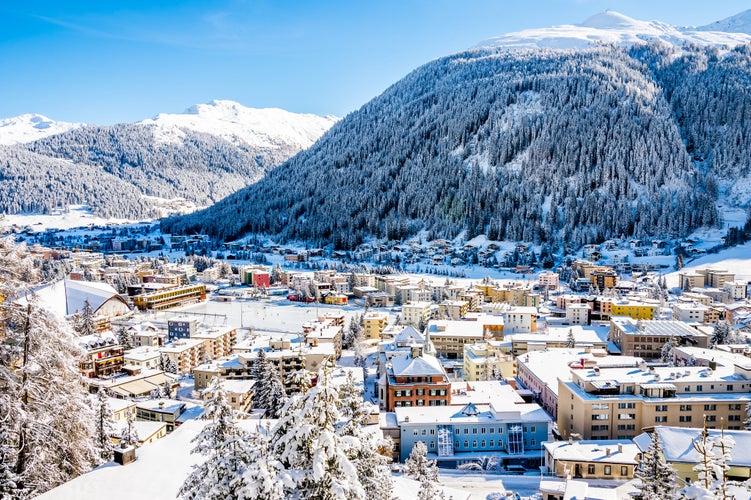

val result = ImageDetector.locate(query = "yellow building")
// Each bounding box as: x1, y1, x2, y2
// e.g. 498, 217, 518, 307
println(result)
363, 311, 389, 340
607, 301, 656, 320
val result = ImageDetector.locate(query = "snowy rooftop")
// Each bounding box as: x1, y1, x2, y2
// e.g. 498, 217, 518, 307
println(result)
218, 379, 255, 393
543, 440, 640, 465
123, 346, 161, 362
516, 348, 643, 396
635, 426, 751, 466
160, 338, 204, 352
449, 381, 524, 406
611, 318, 707, 338
27, 278, 127, 318
390, 350, 446, 377
427, 319, 486, 338
395, 402, 550, 426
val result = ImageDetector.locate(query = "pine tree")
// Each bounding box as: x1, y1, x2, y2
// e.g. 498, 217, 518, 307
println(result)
660, 337, 676, 364
95, 388, 116, 464
744, 402, 751, 430
337, 371, 393, 500
566, 329, 576, 348
405, 441, 438, 483
270, 364, 366, 499
120, 408, 140, 448
116, 325, 133, 350
635, 432, 677, 499
179, 377, 281, 500
74, 298, 97, 337
0, 237, 98, 498
711, 320, 730, 347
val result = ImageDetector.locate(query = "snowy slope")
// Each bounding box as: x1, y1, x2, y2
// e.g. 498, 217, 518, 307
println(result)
140, 99, 339, 148
0, 113, 83, 145
697, 9, 751, 34
476, 10, 751, 50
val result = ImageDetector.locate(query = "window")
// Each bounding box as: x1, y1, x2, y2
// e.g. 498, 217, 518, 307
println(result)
706, 415, 717, 422
490, 440, 495, 447
463, 429, 468, 434
430, 429, 435, 435
422, 429, 427, 436
472, 440, 477, 448
679, 415, 692, 423
592, 414, 609, 421
680, 405, 692, 411
618, 414, 635, 420
655, 416, 667, 423
618, 403, 635, 409
593, 403, 609, 410
481, 440, 486, 447
429, 442, 435, 449
655, 405, 667, 412
604, 465, 612, 475
728, 415, 741, 422
413, 430, 418, 436
727, 385, 734, 391
455, 441, 460, 448
704, 404, 716, 411
729, 404, 742, 411
617, 424, 635, 431
621, 466, 628, 476
472, 428, 478, 434
696, 385, 703, 392
481, 427, 486, 434
531, 426, 536, 433
588, 464, 595, 474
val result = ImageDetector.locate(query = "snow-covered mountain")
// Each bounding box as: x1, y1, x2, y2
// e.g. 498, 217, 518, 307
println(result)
0, 114, 83, 145
140, 100, 339, 149
475, 10, 751, 50
697, 9, 751, 34
0, 101, 339, 219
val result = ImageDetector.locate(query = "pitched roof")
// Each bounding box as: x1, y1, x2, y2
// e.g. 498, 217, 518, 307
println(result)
390, 351, 446, 377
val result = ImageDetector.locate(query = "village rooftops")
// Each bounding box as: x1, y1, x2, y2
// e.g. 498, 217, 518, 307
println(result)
390, 349, 446, 377
611, 318, 705, 338
634, 426, 751, 468
427, 320, 487, 338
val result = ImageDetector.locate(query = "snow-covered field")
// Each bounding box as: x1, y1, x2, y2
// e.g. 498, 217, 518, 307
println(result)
665, 241, 751, 288
0, 205, 132, 231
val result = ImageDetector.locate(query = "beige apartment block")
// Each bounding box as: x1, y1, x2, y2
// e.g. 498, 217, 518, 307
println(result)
558, 361, 751, 441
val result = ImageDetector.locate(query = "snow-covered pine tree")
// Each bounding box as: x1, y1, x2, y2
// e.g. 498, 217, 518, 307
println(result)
566, 329, 576, 348
744, 402, 751, 430
238, 430, 286, 500
660, 337, 676, 364
179, 376, 274, 500
0, 237, 98, 498
121, 408, 140, 448
74, 298, 97, 337
634, 431, 677, 499
163, 355, 178, 374
116, 325, 133, 350
711, 320, 731, 347
95, 388, 116, 464
270, 364, 366, 499
337, 371, 393, 500
252, 348, 271, 409
405, 441, 439, 483
264, 375, 288, 419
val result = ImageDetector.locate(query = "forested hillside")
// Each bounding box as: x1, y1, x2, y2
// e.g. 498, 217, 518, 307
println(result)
0, 102, 336, 219
165, 43, 751, 249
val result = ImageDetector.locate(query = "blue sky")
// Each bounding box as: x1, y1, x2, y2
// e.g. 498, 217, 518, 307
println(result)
1, 0, 749, 124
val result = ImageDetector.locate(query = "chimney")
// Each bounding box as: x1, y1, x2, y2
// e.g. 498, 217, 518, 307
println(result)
606, 448, 611, 457
158, 401, 165, 409
568, 437, 573, 445
618, 443, 623, 453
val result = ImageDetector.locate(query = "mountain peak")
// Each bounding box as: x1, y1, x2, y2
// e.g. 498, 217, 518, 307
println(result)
578, 10, 639, 30
0, 113, 84, 145
141, 100, 339, 149
474, 10, 751, 51
696, 9, 751, 34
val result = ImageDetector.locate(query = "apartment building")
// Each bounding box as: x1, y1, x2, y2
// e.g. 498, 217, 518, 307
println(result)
378, 345, 450, 411
159, 338, 205, 374
516, 348, 643, 420
363, 311, 389, 340
609, 318, 709, 359
439, 300, 470, 320
426, 319, 486, 359
192, 326, 236, 359
504, 306, 538, 333
401, 301, 433, 327
463, 341, 516, 381
79, 334, 124, 378
557, 361, 751, 441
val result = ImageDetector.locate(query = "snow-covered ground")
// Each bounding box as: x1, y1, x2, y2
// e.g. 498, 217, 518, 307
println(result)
0, 205, 132, 231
